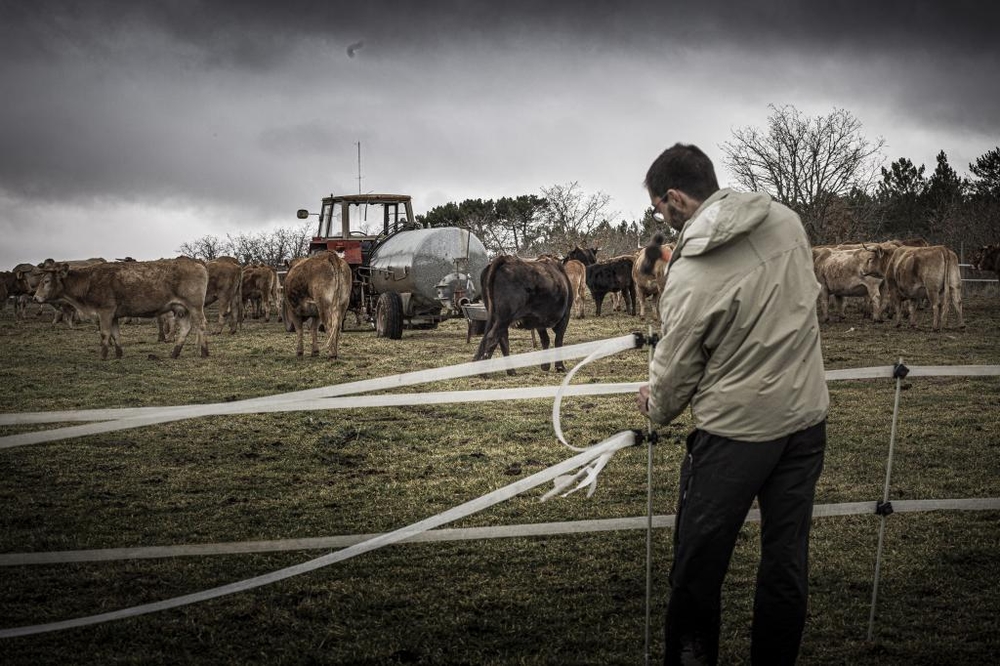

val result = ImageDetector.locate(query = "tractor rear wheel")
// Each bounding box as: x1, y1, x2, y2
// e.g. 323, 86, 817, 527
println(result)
375, 292, 404, 339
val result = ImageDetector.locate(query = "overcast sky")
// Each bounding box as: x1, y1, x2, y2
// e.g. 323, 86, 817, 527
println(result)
2, 1, 998, 268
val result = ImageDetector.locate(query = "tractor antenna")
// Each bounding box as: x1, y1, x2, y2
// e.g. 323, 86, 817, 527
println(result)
356, 141, 363, 194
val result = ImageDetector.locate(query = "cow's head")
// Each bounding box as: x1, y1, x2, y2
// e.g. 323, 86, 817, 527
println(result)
33, 262, 70, 303
565, 246, 598, 266
859, 243, 888, 278
987, 245, 1000, 271
13, 263, 43, 292
970, 245, 988, 271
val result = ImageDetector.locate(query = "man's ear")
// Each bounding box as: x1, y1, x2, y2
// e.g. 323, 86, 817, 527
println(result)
666, 189, 685, 207
669, 189, 699, 215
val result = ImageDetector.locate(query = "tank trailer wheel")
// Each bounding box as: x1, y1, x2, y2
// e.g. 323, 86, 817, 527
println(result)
375, 291, 404, 340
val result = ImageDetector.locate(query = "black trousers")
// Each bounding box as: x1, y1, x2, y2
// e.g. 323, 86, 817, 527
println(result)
664, 420, 826, 666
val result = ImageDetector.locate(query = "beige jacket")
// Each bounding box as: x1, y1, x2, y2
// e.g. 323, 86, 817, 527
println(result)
647, 189, 829, 441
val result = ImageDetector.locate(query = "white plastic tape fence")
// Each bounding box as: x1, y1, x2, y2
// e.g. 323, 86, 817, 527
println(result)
0, 334, 643, 449
0, 431, 637, 638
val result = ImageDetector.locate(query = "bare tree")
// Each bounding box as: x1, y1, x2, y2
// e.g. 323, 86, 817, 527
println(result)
539, 182, 616, 251
464, 209, 514, 258
177, 234, 226, 260
721, 105, 885, 241
179, 223, 313, 266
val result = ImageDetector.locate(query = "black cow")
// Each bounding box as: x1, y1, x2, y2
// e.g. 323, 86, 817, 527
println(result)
564, 245, 599, 266
473, 255, 573, 374
972, 244, 1000, 280
586, 256, 637, 316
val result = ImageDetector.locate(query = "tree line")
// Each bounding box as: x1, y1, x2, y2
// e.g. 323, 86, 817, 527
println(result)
178, 223, 314, 267
179, 105, 999, 265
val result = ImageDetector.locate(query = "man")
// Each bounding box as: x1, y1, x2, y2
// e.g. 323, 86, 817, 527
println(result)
635, 144, 829, 665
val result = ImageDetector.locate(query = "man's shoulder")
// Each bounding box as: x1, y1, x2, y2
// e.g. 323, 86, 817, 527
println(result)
761, 199, 806, 229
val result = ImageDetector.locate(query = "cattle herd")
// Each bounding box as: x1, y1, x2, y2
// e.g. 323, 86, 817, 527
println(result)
1, 241, 997, 362
1, 255, 288, 359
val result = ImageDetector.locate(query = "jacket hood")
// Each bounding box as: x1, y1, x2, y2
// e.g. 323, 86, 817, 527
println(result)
676, 189, 772, 257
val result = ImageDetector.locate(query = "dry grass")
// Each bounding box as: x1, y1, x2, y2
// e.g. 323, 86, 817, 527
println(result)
0, 289, 998, 664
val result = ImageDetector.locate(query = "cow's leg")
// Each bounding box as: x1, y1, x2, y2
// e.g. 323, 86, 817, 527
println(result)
627, 285, 637, 316
866, 286, 881, 323
473, 330, 489, 361
321, 303, 343, 359
951, 285, 965, 329
319, 305, 335, 357
96, 312, 115, 359
552, 314, 571, 372
474, 322, 501, 362
156, 313, 168, 342
594, 292, 605, 317
214, 305, 225, 335
938, 284, 950, 330
537, 328, 551, 371
193, 306, 209, 357
892, 292, 904, 328
295, 317, 306, 357
228, 295, 240, 333
330, 306, 346, 358
834, 296, 847, 319
928, 292, 941, 331
498, 329, 516, 375
171, 311, 193, 358
818, 287, 830, 323
108, 317, 125, 358
474, 320, 508, 375
310, 318, 320, 356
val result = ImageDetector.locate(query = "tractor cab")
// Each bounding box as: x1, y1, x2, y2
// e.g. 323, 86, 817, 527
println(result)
298, 193, 418, 267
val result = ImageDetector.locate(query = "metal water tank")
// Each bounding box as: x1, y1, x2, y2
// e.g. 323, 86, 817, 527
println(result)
368, 227, 489, 311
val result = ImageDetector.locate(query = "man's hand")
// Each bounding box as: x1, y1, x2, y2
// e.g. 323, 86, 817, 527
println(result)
636, 384, 651, 417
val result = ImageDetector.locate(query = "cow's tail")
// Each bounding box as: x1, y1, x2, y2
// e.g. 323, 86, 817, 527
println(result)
945, 248, 963, 315
480, 257, 510, 316
269, 268, 280, 310
473, 257, 512, 361
233, 270, 244, 331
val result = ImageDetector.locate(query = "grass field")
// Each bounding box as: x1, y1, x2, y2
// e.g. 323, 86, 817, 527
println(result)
1, 288, 998, 665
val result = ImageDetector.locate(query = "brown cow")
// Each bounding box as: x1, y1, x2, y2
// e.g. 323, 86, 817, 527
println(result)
813, 246, 887, 322
241, 264, 280, 322
562, 259, 588, 318
205, 257, 243, 334
632, 245, 672, 319
13, 258, 106, 325
474, 255, 573, 374
884, 245, 964, 330
11, 262, 42, 319
33, 257, 209, 359
282, 251, 352, 358
0, 271, 11, 311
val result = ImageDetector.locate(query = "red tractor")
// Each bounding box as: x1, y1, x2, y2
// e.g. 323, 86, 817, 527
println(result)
297, 193, 489, 339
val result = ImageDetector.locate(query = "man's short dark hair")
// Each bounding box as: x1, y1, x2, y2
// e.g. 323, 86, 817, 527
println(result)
644, 143, 720, 202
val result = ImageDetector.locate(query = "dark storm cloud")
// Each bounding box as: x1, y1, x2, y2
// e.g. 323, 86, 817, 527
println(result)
0, 1, 997, 211
5, 1, 998, 62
